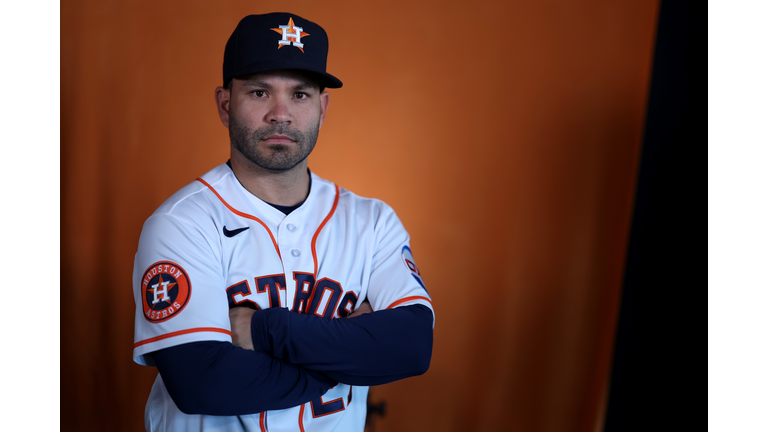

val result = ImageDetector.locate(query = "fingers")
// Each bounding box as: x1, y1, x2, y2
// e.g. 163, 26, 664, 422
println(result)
346, 300, 373, 318
229, 307, 256, 351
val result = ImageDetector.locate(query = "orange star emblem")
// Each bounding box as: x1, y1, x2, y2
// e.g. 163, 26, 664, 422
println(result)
147, 273, 177, 303
271, 17, 310, 52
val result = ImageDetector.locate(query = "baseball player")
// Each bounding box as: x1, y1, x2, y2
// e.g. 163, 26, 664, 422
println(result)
132, 12, 434, 432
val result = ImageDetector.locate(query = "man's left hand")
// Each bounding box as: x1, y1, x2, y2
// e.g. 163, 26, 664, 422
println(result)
229, 307, 256, 351
346, 300, 372, 318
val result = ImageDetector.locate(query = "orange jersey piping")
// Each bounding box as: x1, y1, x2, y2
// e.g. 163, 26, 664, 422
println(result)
133, 327, 231, 349
196, 177, 282, 260
299, 404, 306, 432
311, 184, 340, 279
386, 296, 433, 309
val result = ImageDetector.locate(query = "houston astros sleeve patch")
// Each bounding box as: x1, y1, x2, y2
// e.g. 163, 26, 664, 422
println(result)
141, 261, 192, 323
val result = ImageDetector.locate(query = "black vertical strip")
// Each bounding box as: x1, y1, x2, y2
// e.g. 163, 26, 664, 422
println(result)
603, 1, 705, 431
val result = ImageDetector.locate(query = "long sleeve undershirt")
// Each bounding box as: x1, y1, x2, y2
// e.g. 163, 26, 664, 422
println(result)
251, 304, 433, 385
153, 304, 433, 416
153, 339, 337, 415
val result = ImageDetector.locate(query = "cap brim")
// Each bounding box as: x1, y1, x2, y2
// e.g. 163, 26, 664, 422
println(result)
226, 59, 342, 89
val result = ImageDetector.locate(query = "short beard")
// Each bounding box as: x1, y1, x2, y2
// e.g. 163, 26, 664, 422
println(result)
229, 113, 320, 172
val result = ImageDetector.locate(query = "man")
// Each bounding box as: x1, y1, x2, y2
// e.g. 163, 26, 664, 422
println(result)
132, 12, 434, 432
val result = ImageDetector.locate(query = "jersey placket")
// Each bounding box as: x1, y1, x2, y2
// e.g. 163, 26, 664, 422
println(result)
277, 215, 313, 313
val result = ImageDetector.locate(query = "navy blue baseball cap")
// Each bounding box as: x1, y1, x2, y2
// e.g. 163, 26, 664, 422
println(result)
223, 13, 343, 89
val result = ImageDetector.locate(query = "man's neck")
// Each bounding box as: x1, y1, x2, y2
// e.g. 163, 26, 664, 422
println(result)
229, 153, 310, 207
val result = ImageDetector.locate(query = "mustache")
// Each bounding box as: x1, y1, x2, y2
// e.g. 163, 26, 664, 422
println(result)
253, 124, 303, 142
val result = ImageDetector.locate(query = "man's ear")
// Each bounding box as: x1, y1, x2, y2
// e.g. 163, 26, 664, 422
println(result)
215, 86, 231, 128
318, 90, 330, 129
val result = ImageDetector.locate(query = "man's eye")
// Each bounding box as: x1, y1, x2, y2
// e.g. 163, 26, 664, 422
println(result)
295, 92, 308, 100
252, 90, 267, 97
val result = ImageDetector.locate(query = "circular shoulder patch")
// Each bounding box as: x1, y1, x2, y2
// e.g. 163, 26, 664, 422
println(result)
141, 261, 191, 323
401, 245, 427, 292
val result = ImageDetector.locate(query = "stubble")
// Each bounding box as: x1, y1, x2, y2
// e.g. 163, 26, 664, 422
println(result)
229, 113, 320, 172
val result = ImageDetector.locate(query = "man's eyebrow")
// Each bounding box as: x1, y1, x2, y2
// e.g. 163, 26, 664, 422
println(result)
240, 80, 273, 89
293, 83, 319, 91
238, 81, 318, 91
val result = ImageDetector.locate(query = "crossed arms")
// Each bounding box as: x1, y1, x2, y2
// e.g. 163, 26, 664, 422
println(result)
152, 301, 433, 415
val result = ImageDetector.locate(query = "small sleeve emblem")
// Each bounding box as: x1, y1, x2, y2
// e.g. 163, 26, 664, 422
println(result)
401, 245, 427, 293
141, 261, 192, 323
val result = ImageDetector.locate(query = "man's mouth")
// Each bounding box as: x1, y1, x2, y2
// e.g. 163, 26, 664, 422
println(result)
262, 134, 295, 144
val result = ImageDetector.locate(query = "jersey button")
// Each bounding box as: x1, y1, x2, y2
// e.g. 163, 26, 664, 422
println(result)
287, 223, 296, 232
291, 249, 301, 257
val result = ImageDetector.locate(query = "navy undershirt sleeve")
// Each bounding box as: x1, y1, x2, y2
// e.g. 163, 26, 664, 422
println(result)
153, 304, 433, 415
153, 341, 337, 416
251, 304, 434, 386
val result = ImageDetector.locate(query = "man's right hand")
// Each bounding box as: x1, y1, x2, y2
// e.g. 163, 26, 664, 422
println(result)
230, 300, 371, 351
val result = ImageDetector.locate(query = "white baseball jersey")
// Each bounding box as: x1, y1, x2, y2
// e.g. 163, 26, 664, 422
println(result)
132, 163, 433, 432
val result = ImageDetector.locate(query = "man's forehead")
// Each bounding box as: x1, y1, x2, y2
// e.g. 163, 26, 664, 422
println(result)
235, 70, 321, 89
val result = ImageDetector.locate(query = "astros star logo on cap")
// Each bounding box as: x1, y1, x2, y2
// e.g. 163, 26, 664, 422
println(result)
222, 13, 343, 88
271, 17, 310, 52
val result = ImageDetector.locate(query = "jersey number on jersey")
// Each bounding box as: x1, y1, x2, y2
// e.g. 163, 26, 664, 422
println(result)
310, 392, 345, 417
309, 386, 353, 419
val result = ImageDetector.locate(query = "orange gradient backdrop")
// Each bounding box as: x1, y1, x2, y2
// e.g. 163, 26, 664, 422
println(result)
61, 1, 659, 431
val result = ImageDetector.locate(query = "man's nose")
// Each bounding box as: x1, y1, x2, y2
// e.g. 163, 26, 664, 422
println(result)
266, 98, 292, 124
